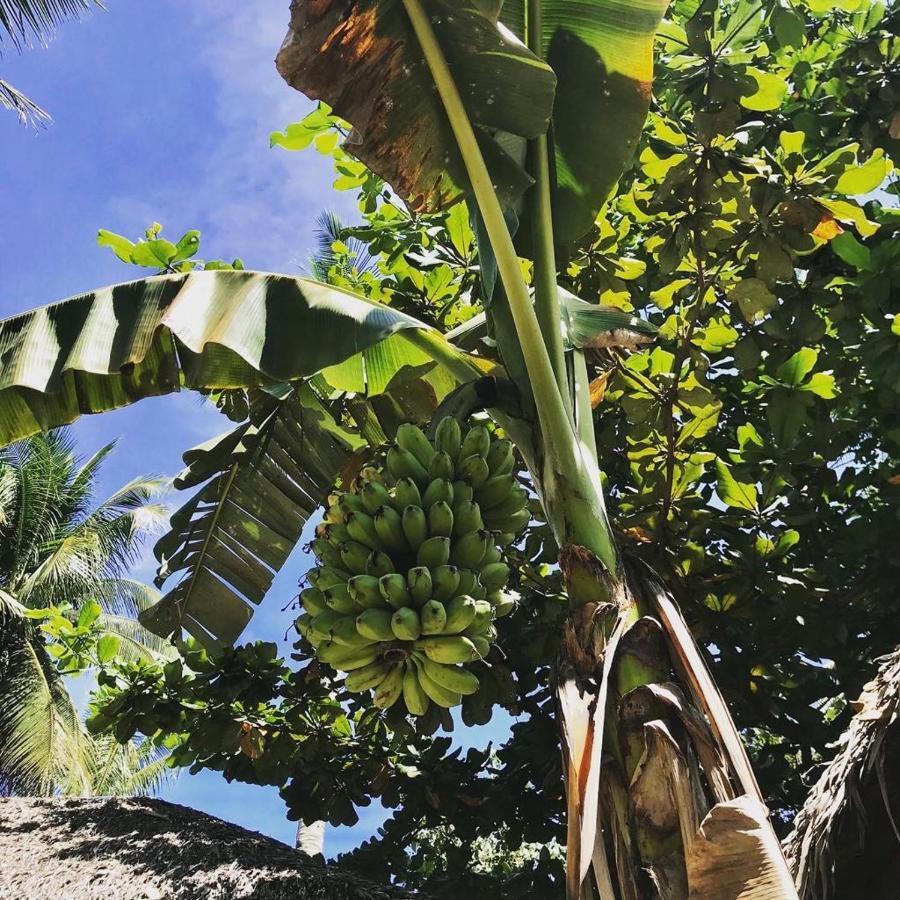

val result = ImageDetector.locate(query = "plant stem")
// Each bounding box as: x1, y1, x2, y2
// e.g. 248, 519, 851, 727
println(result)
526, 1, 569, 406
571, 350, 598, 465
403, 328, 481, 384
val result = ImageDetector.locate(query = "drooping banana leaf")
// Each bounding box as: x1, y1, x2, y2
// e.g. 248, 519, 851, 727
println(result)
501, 0, 670, 250
0, 270, 430, 446
276, 0, 557, 213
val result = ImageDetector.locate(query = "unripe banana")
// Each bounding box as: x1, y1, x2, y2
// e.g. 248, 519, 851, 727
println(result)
477, 475, 518, 510
456, 568, 480, 599
428, 450, 455, 483
494, 531, 516, 548
417, 536, 451, 568
442, 595, 477, 634
407, 567, 433, 607
330, 614, 375, 647
479, 562, 510, 592
435, 416, 462, 462
295, 613, 318, 644
402, 661, 430, 716
417, 635, 479, 664
428, 501, 454, 538
311, 609, 343, 639
373, 505, 408, 555
300, 587, 328, 617
391, 606, 422, 641
396, 423, 436, 469
452, 481, 474, 504
323, 501, 343, 525
431, 565, 461, 603
483, 486, 529, 519
490, 592, 517, 617
308, 566, 350, 592
422, 477, 454, 509
420, 599, 448, 635
321, 522, 349, 545
340, 541, 371, 574
483, 507, 530, 535
401, 505, 428, 551
470, 599, 495, 632
450, 530, 491, 568
393, 477, 422, 510
346, 511, 384, 551
372, 662, 404, 708
411, 655, 462, 708
470, 635, 491, 659
361, 480, 392, 514
480, 544, 503, 567
387, 445, 429, 485
324, 583, 363, 615
345, 659, 391, 692
379, 573, 412, 609
460, 424, 491, 460
348, 575, 383, 609
339, 492, 366, 516
486, 439, 515, 476
420, 657, 480, 696
458, 454, 490, 488
356, 608, 396, 642
318, 640, 381, 670
310, 538, 344, 569
366, 551, 396, 578
451, 500, 484, 537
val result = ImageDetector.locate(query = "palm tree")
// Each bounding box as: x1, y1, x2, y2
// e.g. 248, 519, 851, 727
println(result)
1, 0, 104, 125
0, 429, 169, 795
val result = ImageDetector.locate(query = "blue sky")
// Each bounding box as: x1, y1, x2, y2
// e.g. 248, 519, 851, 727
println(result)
1, 1, 512, 855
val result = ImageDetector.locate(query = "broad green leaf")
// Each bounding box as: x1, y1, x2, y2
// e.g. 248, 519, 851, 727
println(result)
767, 389, 809, 449
501, 0, 670, 248
95, 634, 121, 664
0, 270, 429, 446
833, 149, 891, 195
831, 232, 872, 270
730, 279, 777, 323
776, 348, 818, 387
276, 0, 557, 212
799, 372, 837, 399
96, 230, 136, 264
715, 460, 758, 512
817, 198, 879, 237
77, 600, 102, 630
740, 68, 788, 112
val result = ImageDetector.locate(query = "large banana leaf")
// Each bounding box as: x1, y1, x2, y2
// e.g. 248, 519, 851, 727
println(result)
502, 0, 670, 249
276, 0, 556, 212
0, 270, 429, 446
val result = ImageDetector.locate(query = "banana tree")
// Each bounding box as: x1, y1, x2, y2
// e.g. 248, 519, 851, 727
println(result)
0, 3, 801, 898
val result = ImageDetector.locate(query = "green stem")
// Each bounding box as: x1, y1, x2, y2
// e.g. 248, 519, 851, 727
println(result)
526, 1, 568, 405
403, 328, 481, 384
571, 350, 598, 465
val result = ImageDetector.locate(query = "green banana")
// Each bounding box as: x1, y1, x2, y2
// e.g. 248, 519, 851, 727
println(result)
318, 640, 381, 670
344, 659, 391, 692
373, 505, 408, 555
402, 662, 430, 716
324, 584, 363, 614
480, 544, 503, 567
450, 530, 491, 568
428, 450, 455, 482
483, 485, 529, 519
391, 607, 422, 641
417, 536, 451, 568
431, 565, 460, 603
379, 573, 412, 609
356, 608, 397, 642
477, 475, 518, 510
396, 423, 436, 469
458, 454, 490, 488
320, 522, 349, 545
401, 505, 428, 550
434, 416, 462, 462
366, 551, 396, 577
443, 595, 477, 634
310, 538, 344, 569
460, 424, 491, 460
330, 614, 375, 647
484, 507, 530, 535
456, 568, 480, 598
300, 587, 328, 617
295, 613, 317, 643
372, 662, 404, 708
428, 501, 454, 538
311, 609, 343, 640
348, 575, 383, 609
491, 592, 517, 617
420, 599, 448, 635
361, 480, 392, 514
338, 492, 366, 516
421, 657, 480, 696
470, 635, 491, 659
452, 481, 474, 504
451, 500, 484, 537
308, 566, 349, 592
494, 531, 516, 548
387, 445, 429, 485
407, 567, 433, 606
417, 635, 479, 664
346, 512, 384, 551
469, 599, 495, 632
486, 439, 515, 476
422, 477, 454, 509
411, 655, 463, 707
393, 477, 422, 510
479, 562, 510, 592
340, 541, 371, 574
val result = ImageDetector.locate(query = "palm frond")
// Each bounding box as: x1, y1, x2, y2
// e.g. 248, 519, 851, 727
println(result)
0, 0, 104, 52
0, 76, 49, 125
80, 733, 172, 797
309, 211, 376, 281
97, 611, 177, 663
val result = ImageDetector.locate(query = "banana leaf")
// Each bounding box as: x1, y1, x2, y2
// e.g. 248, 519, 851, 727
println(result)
276, 0, 556, 212
0, 270, 430, 446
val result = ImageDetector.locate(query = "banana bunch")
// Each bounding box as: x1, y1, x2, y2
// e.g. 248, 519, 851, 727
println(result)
295, 417, 529, 717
